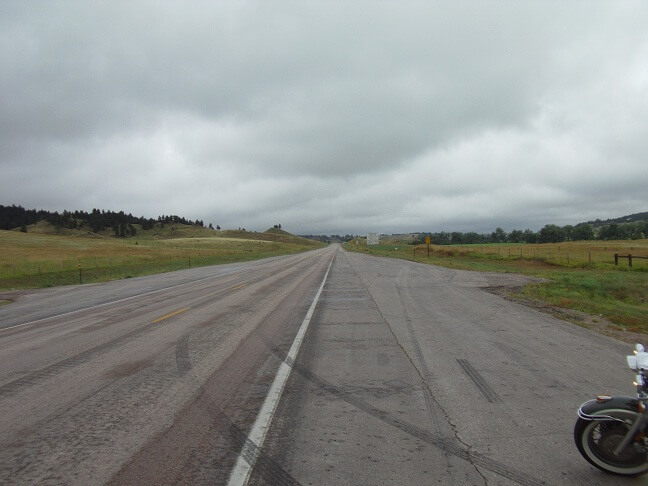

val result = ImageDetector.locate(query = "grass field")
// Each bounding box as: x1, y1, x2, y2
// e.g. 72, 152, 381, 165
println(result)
346, 238, 648, 334
0, 224, 323, 290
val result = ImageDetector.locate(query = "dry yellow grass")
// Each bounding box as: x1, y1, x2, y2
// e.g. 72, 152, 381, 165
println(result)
0, 226, 323, 288
431, 239, 648, 267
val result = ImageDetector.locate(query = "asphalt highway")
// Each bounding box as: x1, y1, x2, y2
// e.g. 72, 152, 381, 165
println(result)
0, 245, 642, 485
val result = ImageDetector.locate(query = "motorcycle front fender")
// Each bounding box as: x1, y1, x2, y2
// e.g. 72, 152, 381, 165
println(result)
578, 396, 641, 422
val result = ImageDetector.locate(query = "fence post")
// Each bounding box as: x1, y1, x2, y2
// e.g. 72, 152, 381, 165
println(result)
615, 254, 618, 266
629, 254, 633, 267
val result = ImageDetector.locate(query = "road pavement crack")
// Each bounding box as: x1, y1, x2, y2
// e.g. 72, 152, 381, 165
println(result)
261, 317, 545, 485
345, 252, 488, 483
337, 252, 536, 486
282, 354, 546, 486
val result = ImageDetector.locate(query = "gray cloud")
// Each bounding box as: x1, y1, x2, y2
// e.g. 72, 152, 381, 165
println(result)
2, 1, 647, 235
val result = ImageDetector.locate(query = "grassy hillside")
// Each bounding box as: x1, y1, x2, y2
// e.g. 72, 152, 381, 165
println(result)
346, 238, 648, 335
219, 227, 321, 246
0, 223, 324, 290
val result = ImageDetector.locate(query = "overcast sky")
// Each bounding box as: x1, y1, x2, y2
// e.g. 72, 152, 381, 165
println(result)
2, 1, 647, 235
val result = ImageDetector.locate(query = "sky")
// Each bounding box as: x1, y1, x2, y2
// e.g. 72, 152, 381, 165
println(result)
2, 1, 647, 235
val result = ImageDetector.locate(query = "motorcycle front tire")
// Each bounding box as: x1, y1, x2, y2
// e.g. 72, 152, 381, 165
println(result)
574, 417, 648, 476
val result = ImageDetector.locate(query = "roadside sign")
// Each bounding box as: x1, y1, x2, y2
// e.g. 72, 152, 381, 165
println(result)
425, 236, 431, 244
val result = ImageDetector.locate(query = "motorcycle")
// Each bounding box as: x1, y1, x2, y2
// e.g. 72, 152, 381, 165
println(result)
574, 343, 648, 476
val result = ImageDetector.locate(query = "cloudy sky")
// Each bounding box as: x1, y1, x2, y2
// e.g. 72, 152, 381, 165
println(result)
2, 1, 647, 235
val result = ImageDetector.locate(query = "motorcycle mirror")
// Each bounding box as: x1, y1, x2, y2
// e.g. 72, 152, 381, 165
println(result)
636, 344, 645, 353
637, 352, 648, 371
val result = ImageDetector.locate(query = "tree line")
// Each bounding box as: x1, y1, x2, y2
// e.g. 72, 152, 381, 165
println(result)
299, 234, 355, 243
0, 205, 212, 237
413, 220, 648, 246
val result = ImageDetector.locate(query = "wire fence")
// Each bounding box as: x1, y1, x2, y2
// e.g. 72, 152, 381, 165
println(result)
0, 249, 277, 288
409, 243, 648, 268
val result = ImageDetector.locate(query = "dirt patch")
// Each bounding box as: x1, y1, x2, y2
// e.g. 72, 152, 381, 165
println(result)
484, 285, 647, 345
0, 289, 48, 303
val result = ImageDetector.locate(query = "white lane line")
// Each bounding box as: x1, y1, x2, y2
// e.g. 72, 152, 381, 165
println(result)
0, 250, 332, 335
227, 257, 334, 486
0, 256, 308, 335
0, 268, 248, 335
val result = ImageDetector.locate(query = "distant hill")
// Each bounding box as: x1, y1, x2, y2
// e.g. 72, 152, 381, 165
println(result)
586, 211, 648, 227
264, 227, 292, 236
2, 219, 325, 249
219, 228, 321, 246
0, 205, 326, 246
10, 219, 218, 239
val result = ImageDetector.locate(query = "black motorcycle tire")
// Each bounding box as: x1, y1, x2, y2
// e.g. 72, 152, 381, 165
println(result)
574, 416, 648, 476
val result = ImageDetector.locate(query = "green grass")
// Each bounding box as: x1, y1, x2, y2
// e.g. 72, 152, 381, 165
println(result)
0, 225, 324, 290
518, 272, 647, 332
346, 238, 648, 333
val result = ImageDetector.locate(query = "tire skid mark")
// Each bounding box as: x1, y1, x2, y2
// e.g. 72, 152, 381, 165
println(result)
1, 288, 226, 397
456, 358, 502, 404
389, 284, 491, 482
394, 284, 448, 418
0, 255, 322, 400
175, 334, 191, 377
106, 252, 337, 486
0, 250, 322, 335
282, 352, 546, 486
255, 250, 547, 486
228, 415, 302, 486
0, 320, 161, 399
228, 256, 333, 486
342, 251, 472, 476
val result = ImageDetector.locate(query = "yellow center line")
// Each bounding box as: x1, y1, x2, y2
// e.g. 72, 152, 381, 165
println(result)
152, 307, 190, 324
230, 283, 247, 291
